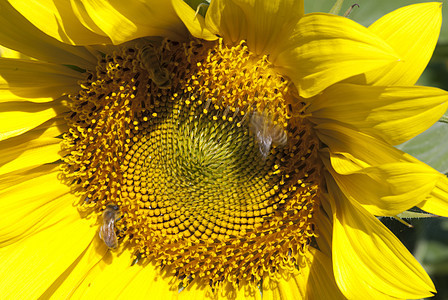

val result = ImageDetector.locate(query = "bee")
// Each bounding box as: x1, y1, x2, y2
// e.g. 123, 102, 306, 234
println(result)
139, 43, 171, 89
250, 111, 288, 160
99, 203, 120, 249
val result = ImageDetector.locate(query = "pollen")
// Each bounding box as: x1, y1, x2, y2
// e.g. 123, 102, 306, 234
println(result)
62, 38, 322, 288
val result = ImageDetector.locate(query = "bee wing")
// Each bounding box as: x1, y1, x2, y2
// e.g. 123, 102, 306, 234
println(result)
99, 222, 118, 249
250, 112, 274, 159
255, 130, 273, 160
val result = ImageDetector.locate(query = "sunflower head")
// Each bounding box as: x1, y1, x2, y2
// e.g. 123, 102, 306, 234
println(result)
60, 36, 323, 288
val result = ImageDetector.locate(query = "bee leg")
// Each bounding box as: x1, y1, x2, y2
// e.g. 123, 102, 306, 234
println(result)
131, 252, 142, 266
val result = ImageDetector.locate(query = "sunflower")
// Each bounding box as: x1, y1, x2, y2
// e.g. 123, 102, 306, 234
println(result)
1, 0, 448, 298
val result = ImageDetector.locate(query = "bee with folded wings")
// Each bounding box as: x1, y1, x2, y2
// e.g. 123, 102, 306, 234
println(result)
250, 111, 288, 160
99, 203, 120, 249
139, 43, 171, 89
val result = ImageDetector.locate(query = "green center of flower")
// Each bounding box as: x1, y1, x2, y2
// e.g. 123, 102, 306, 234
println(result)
62, 38, 321, 287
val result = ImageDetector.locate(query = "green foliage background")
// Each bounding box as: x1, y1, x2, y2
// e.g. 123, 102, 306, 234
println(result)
305, 1, 448, 298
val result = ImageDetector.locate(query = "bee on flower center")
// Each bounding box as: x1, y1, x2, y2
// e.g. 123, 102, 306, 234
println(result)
139, 43, 171, 89
99, 203, 120, 249
250, 111, 288, 160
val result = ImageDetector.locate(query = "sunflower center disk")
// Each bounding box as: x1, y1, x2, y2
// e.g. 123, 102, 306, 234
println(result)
63, 39, 321, 286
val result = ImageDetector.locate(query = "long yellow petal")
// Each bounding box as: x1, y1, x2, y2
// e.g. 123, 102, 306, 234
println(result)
0, 194, 95, 299
262, 271, 299, 300
178, 280, 210, 299
305, 249, 345, 300
330, 161, 440, 216
228, 0, 304, 56
0, 45, 23, 59
172, 0, 217, 41
7, 0, 111, 45
0, 89, 54, 104
69, 0, 188, 45
220, 280, 261, 300
205, 0, 248, 45
0, 170, 70, 246
309, 83, 448, 145
0, 58, 84, 98
71, 249, 178, 299
314, 207, 333, 256
117, 264, 178, 299
40, 238, 109, 299
365, 2, 442, 86
0, 118, 66, 186
419, 176, 448, 217
262, 248, 344, 300
0, 123, 63, 176
264, 270, 304, 300
180, 278, 259, 299
275, 13, 399, 98
317, 123, 446, 216
328, 181, 435, 299
0, 162, 59, 191
316, 122, 412, 167
0, 101, 67, 141
0, 1, 98, 67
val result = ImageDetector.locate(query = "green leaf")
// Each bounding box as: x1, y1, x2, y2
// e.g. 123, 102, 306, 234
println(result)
397, 121, 448, 174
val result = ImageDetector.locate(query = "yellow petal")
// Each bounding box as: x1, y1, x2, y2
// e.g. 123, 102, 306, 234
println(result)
0, 162, 59, 191
40, 238, 109, 299
8, 0, 111, 45
328, 181, 435, 299
331, 161, 441, 216
317, 123, 445, 216
0, 1, 98, 67
0, 118, 66, 183
0, 122, 63, 176
71, 249, 178, 299
179, 280, 210, 299
0, 45, 23, 59
262, 248, 344, 300
172, 0, 217, 41
419, 176, 448, 218
205, 0, 303, 55
265, 271, 303, 300
0, 170, 70, 246
0, 58, 84, 98
0, 89, 54, 104
315, 122, 411, 168
205, 0, 248, 45
0, 101, 67, 141
180, 278, 260, 299
117, 264, 178, 299
262, 271, 298, 300
309, 83, 448, 145
365, 2, 442, 86
221, 281, 261, 300
69, 0, 188, 44
304, 249, 345, 300
227, 0, 304, 56
0, 193, 95, 299
314, 207, 333, 256
275, 13, 399, 98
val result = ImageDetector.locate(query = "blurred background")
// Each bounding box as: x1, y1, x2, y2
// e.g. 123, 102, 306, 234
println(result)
305, 1, 448, 298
